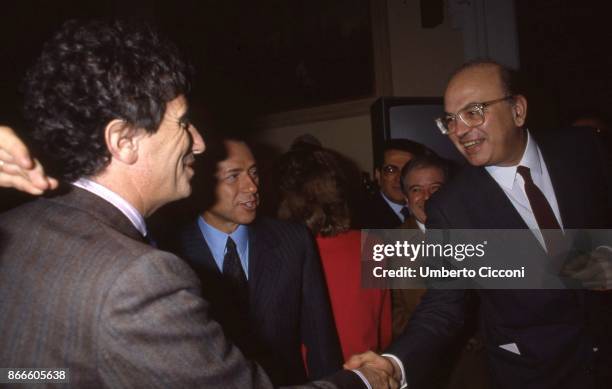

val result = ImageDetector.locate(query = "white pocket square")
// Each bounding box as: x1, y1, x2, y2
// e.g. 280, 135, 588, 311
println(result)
499, 343, 521, 355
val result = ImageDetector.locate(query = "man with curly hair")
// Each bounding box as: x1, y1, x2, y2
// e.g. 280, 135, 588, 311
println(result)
0, 20, 389, 388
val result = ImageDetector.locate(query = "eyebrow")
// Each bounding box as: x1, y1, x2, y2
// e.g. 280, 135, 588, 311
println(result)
222, 167, 243, 174
444, 101, 482, 115
409, 181, 443, 190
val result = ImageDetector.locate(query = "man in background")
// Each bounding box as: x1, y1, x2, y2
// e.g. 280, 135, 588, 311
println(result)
365, 139, 426, 229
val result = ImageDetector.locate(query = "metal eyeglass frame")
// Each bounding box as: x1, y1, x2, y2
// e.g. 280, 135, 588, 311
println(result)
435, 95, 514, 135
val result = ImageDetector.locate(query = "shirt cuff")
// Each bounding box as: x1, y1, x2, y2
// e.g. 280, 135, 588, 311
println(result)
381, 353, 408, 389
351, 369, 373, 389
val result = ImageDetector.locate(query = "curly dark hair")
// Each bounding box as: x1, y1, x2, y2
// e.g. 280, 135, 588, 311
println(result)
22, 19, 191, 182
277, 147, 351, 237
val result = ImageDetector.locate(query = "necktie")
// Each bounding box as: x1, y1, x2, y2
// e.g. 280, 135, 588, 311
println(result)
223, 237, 248, 299
517, 165, 562, 253
516, 166, 560, 230
400, 206, 411, 222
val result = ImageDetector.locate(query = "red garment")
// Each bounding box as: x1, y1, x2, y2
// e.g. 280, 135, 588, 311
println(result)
316, 230, 392, 361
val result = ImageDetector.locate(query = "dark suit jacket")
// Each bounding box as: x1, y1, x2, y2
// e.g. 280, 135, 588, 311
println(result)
387, 128, 612, 389
364, 191, 403, 229
169, 217, 344, 386
0, 187, 362, 389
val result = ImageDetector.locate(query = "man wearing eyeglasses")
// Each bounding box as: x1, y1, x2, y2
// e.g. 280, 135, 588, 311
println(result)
366, 139, 427, 229
346, 60, 612, 389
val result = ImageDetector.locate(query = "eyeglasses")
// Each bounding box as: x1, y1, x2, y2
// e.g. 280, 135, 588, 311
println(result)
435, 96, 514, 135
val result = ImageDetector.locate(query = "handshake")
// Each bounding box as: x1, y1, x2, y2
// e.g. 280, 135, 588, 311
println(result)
344, 351, 403, 389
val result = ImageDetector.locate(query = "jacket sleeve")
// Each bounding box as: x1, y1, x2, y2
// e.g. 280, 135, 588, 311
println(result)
385, 202, 467, 387
97, 251, 274, 389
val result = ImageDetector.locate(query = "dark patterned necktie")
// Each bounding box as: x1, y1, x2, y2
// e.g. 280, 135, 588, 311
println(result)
400, 207, 411, 221
223, 237, 248, 297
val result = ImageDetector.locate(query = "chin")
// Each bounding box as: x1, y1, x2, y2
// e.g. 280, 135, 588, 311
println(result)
237, 213, 257, 225
464, 154, 489, 167
173, 185, 192, 201
388, 194, 405, 204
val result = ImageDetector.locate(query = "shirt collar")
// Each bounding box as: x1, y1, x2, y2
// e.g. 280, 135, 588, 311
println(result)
197, 216, 249, 261
485, 130, 542, 190
72, 178, 147, 236
380, 191, 406, 214
416, 219, 426, 233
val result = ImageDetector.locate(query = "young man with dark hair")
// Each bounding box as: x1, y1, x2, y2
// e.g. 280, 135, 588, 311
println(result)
366, 139, 427, 229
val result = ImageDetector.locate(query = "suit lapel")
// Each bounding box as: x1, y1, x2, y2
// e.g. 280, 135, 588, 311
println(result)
377, 192, 402, 227
469, 167, 529, 228
247, 221, 284, 309
50, 185, 143, 242
537, 139, 582, 228
179, 220, 221, 275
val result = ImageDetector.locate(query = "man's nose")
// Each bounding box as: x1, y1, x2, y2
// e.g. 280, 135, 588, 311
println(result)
189, 126, 206, 155
242, 175, 258, 193
453, 119, 473, 138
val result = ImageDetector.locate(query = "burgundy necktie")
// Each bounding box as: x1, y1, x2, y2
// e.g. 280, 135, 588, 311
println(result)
517, 165, 563, 254
516, 166, 560, 230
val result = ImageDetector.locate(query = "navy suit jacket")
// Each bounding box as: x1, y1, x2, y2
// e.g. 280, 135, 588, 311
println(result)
364, 191, 403, 229
167, 217, 343, 386
387, 128, 612, 389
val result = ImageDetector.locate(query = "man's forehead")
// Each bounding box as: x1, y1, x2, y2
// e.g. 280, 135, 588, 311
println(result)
408, 166, 445, 181
384, 149, 413, 164
217, 141, 256, 170
444, 66, 503, 110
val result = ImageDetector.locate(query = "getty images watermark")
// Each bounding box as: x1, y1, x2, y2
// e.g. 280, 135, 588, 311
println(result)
361, 229, 612, 290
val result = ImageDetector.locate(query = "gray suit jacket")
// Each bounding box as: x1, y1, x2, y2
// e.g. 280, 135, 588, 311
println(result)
0, 186, 364, 389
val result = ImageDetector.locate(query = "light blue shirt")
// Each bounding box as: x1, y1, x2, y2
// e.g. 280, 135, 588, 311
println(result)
380, 191, 408, 222
197, 216, 250, 278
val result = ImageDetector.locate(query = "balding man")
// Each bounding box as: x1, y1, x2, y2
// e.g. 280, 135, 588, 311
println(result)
347, 60, 612, 389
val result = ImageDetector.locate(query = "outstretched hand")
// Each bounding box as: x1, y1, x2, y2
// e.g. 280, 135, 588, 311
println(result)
345, 351, 401, 388
0, 126, 58, 195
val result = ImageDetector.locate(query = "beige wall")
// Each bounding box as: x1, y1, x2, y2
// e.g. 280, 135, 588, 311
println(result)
256, 0, 464, 174
388, 0, 464, 96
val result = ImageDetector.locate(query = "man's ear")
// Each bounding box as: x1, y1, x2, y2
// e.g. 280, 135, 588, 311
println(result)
104, 119, 144, 165
512, 95, 527, 127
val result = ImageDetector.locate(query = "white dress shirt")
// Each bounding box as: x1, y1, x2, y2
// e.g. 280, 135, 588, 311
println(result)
485, 130, 564, 250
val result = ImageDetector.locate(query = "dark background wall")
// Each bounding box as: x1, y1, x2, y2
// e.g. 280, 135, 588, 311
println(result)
1, 0, 610, 212
515, 0, 612, 129
0, 0, 374, 133
2, 0, 610, 130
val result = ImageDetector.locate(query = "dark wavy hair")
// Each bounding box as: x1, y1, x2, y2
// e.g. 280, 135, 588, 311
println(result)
22, 19, 191, 182
277, 147, 351, 237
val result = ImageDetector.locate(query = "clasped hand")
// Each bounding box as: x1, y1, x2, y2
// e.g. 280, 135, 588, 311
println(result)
344, 351, 400, 389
